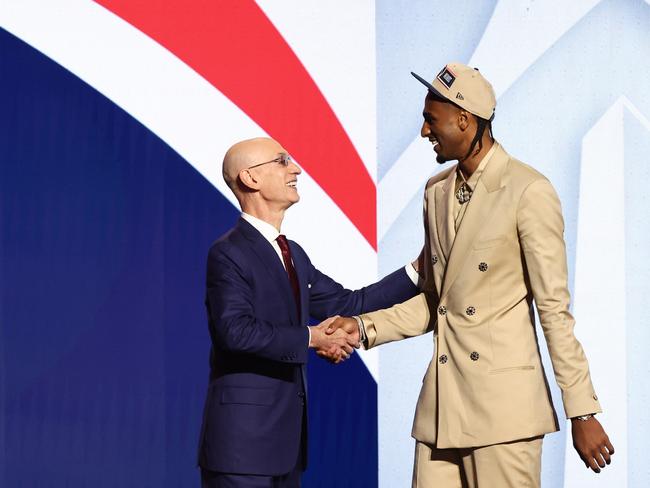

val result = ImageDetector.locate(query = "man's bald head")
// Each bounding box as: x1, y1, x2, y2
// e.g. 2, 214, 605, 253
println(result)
222, 137, 286, 192
221, 137, 301, 226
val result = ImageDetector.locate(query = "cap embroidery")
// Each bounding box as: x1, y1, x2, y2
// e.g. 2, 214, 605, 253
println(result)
437, 66, 456, 89
456, 92, 464, 100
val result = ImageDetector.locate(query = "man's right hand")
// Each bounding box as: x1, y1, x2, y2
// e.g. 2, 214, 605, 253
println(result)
309, 316, 358, 364
325, 316, 360, 338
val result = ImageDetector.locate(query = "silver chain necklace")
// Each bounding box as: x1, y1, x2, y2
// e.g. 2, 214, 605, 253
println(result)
456, 169, 472, 204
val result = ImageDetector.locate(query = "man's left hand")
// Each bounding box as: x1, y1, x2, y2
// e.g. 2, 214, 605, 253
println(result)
571, 416, 615, 473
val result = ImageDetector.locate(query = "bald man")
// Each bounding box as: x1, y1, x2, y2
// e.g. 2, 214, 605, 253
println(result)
197, 138, 420, 488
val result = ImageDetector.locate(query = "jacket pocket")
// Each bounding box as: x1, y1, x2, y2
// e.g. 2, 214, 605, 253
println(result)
473, 236, 506, 250
488, 365, 535, 374
220, 386, 274, 406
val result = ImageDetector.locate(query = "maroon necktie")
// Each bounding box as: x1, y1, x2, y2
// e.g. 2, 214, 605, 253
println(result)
276, 234, 301, 317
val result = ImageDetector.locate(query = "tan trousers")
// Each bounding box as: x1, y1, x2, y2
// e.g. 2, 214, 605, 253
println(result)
412, 437, 543, 488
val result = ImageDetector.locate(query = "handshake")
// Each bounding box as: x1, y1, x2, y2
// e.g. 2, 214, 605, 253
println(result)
308, 316, 361, 364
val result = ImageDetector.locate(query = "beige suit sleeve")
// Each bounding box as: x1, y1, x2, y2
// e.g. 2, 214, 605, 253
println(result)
517, 178, 601, 418
359, 292, 436, 349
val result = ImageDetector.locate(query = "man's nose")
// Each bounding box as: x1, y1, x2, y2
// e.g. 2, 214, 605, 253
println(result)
290, 161, 302, 174
420, 122, 430, 138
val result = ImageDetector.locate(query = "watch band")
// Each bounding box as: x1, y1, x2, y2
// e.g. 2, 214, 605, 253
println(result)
576, 414, 595, 421
353, 315, 366, 343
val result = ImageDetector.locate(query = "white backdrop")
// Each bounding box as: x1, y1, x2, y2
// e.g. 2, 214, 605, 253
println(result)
376, 1, 650, 487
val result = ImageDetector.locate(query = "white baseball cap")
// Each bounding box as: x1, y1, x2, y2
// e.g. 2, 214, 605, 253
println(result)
412, 62, 496, 121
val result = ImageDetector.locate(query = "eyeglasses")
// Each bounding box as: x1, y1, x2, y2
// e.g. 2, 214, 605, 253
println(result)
246, 153, 292, 170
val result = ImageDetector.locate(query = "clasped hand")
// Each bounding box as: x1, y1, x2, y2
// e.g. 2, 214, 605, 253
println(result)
309, 316, 359, 364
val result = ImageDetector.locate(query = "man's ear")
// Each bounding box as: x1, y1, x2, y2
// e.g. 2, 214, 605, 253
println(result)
458, 109, 471, 131
238, 168, 261, 191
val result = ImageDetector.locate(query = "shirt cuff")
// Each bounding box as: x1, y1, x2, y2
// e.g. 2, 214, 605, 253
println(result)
404, 263, 419, 286
307, 326, 312, 348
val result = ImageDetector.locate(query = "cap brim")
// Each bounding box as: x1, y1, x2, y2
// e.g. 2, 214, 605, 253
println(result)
411, 71, 446, 99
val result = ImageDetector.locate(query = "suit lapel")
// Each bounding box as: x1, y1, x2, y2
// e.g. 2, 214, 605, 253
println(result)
440, 145, 509, 300
238, 219, 299, 326
434, 167, 457, 262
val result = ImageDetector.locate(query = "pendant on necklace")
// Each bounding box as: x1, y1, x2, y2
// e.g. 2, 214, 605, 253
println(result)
456, 183, 472, 204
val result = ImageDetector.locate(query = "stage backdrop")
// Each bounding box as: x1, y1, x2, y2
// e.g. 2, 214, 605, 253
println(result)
1, 1, 648, 487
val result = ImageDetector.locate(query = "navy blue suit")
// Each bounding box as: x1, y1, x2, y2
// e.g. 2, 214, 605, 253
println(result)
198, 218, 418, 477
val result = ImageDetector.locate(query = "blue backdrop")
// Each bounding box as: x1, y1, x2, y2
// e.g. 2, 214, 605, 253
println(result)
0, 28, 376, 487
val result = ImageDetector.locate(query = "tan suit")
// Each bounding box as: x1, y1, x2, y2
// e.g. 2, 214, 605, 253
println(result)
361, 143, 601, 451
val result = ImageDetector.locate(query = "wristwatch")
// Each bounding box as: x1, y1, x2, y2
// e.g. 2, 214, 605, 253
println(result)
575, 413, 595, 421
353, 315, 366, 343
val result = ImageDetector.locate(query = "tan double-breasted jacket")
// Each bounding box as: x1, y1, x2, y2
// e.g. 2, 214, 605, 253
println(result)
361, 143, 601, 448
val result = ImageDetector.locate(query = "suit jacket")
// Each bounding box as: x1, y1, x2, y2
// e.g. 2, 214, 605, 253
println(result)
360, 143, 601, 449
198, 218, 418, 475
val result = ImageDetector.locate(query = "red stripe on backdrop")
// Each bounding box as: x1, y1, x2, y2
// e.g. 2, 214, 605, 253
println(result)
95, 0, 377, 249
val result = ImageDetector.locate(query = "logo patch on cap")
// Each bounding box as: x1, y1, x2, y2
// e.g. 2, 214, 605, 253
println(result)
437, 66, 456, 89
456, 92, 464, 100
